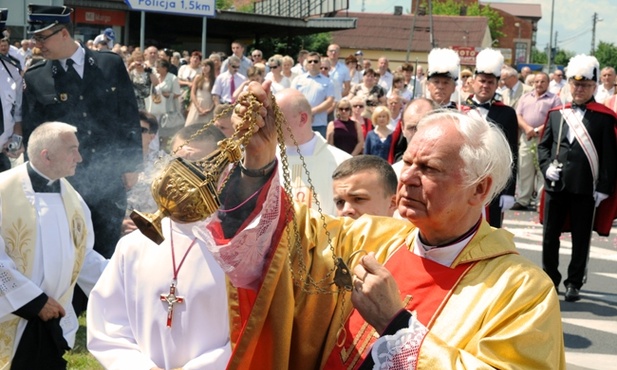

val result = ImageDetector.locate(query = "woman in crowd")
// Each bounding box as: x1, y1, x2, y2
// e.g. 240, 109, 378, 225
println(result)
387, 73, 412, 104
185, 59, 216, 126
152, 59, 182, 148
326, 98, 364, 156
364, 105, 392, 160
265, 55, 290, 94
345, 54, 362, 86
209, 52, 222, 77
177, 51, 203, 114
347, 68, 387, 118
282, 55, 297, 81
350, 96, 373, 139
127, 50, 159, 111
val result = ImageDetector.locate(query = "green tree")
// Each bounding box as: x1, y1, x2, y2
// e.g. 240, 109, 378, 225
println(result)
554, 49, 575, 67
251, 33, 332, 61
531, 47, 547, 64
594, 41, 617, 69
430, 0, 505, 40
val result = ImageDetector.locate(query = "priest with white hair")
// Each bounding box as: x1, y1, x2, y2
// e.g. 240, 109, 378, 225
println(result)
0, 122, 107, 369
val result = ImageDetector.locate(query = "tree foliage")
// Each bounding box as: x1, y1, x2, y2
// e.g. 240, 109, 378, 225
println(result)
531, 47, 547, 64
594, 41, 617, 69
249, 33, 332, 61
429, 0, 505, 40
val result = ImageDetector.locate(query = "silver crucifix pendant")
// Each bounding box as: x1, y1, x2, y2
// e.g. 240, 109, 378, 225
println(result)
160, 281, 184, 327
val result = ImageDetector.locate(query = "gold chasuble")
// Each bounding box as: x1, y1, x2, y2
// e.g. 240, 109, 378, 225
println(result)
0, 168, 87, 367
223, 207, 564, 370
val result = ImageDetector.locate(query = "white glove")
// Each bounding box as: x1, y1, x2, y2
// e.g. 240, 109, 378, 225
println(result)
500, 195, 516, 211
546, 164, 561, 182
594, 192, 609, 207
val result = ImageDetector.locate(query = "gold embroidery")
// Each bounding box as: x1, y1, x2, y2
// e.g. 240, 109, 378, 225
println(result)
0, 319, 20, 367
4, 218, 33, 274
70, 213, 87, 284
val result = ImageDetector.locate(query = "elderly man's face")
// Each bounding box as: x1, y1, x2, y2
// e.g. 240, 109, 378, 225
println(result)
397, 121, 479, 236
46, 132, 82, 179
427, 76, 455, 104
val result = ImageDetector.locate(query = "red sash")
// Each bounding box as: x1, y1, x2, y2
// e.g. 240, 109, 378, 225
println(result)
324, 245, 475, 370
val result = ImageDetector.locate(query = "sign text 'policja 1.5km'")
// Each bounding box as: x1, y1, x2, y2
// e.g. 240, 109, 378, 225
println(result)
124, 0, 215, 17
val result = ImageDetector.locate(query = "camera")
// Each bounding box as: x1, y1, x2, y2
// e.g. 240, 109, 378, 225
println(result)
7, 135, 22, 153
144, 67, 152, 73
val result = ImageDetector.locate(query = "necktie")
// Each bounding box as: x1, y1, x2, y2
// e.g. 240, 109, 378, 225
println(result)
572, 103, 586, 110
230, 74, 236, 103
66, 58, 81, 80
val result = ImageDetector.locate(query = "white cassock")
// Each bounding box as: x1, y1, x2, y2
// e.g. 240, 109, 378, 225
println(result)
0, 169, 107, 358
87, 218, 231, 370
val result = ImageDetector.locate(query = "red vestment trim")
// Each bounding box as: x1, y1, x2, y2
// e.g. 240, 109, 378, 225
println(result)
324, 245, 475, 370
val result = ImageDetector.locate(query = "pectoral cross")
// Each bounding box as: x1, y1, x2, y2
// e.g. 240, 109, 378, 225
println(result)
160, 282, 184, 328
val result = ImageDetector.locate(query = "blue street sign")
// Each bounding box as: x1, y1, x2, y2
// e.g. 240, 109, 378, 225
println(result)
124, 0, 215, 17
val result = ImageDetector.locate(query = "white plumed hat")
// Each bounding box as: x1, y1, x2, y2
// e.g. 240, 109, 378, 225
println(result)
565, 54, 599, 82
474, 48, 504, 78
427, 48, 460, 81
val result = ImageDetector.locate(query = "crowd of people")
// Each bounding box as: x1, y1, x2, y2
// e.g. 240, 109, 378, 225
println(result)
1, 3, 616, 370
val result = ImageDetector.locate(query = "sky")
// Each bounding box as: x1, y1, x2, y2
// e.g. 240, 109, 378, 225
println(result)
348, 0, 617, 55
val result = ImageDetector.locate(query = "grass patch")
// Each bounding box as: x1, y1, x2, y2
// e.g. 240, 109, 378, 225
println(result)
64, 313, 104, 370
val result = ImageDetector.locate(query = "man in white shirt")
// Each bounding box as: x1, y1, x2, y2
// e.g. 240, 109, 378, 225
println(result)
377, 56, 393, 92
212, 56, 246, 105
548, 69, 566, 94
220, 40, 252, 77
593, 66, 615, 104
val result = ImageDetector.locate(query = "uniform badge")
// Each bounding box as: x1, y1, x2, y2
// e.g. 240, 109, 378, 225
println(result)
88, 57, 95, 66
111, 87, 116, 91
52, 65, 58, 76
59, 93, 68, 101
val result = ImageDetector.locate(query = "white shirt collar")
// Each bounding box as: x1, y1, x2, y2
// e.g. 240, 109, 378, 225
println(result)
286, 133, 317, 156
411, 228, 476, 267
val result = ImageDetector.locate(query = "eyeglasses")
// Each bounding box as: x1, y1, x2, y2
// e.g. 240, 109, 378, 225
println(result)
306, 60, 320, 64
31, 27, 63, 43
230, 65, 239, 69
352, 104, 365, 108
269, 65, 278, 69
252, 54, 262, 58
338, 107, 351, 112
571, 82, 595, 89
320, 67, 330, 71
140, 127, 150, 134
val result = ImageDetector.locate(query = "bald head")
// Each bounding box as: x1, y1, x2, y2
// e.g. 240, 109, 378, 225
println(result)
402, 98, 438, 143
275, 88, 314, 146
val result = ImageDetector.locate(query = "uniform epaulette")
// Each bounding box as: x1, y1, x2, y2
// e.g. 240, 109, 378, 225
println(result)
23, 59, 48, 73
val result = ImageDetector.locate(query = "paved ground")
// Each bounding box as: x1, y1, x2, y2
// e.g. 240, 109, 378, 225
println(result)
503, 209, 617, 370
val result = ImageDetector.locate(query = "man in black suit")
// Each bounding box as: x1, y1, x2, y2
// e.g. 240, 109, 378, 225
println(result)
464, 48, 518, 228
538, 54, 617, 302
21, 4, 141, 313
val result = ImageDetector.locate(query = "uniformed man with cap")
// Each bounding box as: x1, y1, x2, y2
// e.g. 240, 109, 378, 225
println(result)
0, 8, 23, 172
463, 48, 518, 228
426, 48, 460, 109
21, 4, 140, 322
538, 54, 617, 302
